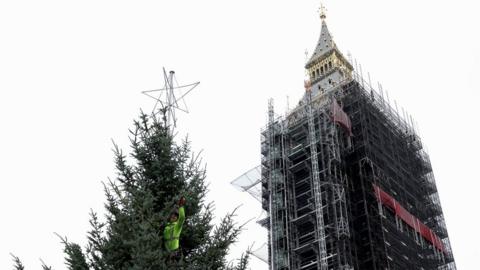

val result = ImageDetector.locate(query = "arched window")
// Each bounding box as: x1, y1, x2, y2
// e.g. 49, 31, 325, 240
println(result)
320, 66, 324, 75
329, 61, 332, 69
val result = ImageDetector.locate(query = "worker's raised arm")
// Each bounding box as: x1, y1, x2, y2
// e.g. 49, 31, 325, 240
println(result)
176, 197, 186, 230
177, 206, 185, 228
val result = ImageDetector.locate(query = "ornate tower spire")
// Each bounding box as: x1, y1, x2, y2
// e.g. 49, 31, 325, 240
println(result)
305, 15, 336, 69
305, 4, 353, 96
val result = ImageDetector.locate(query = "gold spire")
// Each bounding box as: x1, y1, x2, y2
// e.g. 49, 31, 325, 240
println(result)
319, 3, 327, 21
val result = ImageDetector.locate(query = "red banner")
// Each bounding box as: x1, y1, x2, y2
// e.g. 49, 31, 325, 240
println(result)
331, 99, 353, 136
373, 185, 444, 252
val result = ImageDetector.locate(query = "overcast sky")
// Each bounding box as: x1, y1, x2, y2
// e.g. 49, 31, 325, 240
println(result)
1, 0, 479, 269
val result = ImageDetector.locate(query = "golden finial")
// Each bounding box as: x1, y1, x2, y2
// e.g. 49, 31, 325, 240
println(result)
319, 3, 327, 21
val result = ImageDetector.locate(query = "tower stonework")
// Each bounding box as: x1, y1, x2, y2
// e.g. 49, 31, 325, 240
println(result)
261, 11, 456, 270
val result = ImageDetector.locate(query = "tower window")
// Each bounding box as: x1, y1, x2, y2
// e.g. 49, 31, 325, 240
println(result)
329, 61, 332, 69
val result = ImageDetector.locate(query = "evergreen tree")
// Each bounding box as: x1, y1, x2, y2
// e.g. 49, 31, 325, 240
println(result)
11, 254, 25, 270
11, 254, 54, 269
13, 110, 249, 269
40, 260, 53, 270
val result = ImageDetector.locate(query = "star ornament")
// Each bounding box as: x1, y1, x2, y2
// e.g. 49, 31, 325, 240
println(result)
142, 68, 200, 129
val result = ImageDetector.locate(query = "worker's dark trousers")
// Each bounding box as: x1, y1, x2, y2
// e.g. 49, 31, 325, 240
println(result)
166, 249, 182, 266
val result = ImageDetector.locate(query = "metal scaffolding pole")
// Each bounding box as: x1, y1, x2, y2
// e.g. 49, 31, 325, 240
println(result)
306, 89, 328, 270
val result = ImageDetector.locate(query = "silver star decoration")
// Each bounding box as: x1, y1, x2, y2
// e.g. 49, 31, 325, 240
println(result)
142, 68, 200, 130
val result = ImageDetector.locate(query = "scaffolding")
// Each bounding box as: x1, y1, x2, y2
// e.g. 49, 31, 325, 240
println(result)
257, 71, 456, 269
306, 88, 328, 270
340, 73, 456, 269
264, 99, 291, 269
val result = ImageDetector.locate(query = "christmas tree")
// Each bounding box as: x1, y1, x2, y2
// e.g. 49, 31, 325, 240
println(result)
13, 108, 249, 269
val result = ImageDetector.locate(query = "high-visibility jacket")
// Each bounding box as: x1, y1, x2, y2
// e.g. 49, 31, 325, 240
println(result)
164, 206, 185, 252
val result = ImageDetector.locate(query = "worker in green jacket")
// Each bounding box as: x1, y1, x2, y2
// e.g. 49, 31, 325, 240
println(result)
164, 196, 186, 262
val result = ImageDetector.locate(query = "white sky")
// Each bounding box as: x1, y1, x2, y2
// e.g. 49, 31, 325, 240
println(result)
0, 0, 479, 269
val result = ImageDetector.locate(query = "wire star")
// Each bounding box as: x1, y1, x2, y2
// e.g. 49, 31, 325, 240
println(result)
142, 68, 200, 129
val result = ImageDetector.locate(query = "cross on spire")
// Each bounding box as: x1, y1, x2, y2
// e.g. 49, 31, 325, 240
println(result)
319, 2, 327, 21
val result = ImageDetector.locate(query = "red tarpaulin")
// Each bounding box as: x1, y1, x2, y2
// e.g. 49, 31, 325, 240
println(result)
373, 185, 445, 252
331, 99, 353, 136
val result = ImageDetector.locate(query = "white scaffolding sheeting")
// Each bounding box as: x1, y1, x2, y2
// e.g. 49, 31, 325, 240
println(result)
231, 165, 262, 202
251, 243, 269, 264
